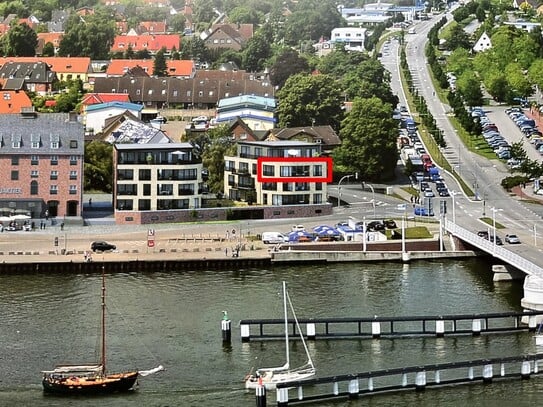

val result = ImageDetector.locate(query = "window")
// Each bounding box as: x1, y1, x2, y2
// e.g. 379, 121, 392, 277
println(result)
70, 155, 77, 165
11, 156, 19, 165
198, 91, 203, 97
136, 89, 141, 95
31, 134, 41, 148
263, 165, 274, 176
50, 134, 59, 149
69, 171, 77, 180
50, 185, 58, 195
139, 169, 151, 181
70, 140, 78, 148
30, 180, 38, 195
50, 171, 58, 180
69, 185, 77, 195
50, 155, 58, 165
11, 135, 21, 148
314, 165, 323, 176
11, 170, 18, 180
31, 155, 39, 165
173, 90, 178, 97
31, 170, 39, 178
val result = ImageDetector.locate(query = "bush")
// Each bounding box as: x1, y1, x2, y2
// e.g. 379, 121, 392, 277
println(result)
501, 176, 528, 191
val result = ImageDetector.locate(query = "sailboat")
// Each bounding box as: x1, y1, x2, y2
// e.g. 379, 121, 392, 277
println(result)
245, 281, 316, 390
42, 269, 139, 394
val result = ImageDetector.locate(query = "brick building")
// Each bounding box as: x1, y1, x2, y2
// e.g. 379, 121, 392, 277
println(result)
0, 111, 85, 219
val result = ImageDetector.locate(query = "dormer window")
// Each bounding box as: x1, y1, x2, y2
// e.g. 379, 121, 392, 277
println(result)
11, 135, 21, 148
31, 134, 41, 148
50, 134, 60, 149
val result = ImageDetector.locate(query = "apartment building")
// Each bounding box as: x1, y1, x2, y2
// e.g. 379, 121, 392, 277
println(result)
224, 141, 328, 206
0, 110, 84, 219
113, 143, 203, 223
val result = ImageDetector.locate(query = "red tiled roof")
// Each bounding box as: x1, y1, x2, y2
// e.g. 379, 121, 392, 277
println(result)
81, 93, 131, 106
106, 59, 194, 76
37, 32, 63, 47
0, 57, 91, 74
111, 34, 180, 53
0, 90, 32, 114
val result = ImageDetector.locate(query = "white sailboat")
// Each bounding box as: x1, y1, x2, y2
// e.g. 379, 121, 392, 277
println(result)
245, 281, 316, 390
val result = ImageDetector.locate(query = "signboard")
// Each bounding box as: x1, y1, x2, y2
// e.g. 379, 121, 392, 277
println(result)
147, 239, 155, 247
148, 229, 155, 237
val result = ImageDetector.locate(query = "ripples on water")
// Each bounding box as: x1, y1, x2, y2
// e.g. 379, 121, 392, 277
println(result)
0, 258, 537, 406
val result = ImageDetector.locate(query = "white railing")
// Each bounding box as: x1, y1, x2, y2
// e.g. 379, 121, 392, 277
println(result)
444, 219, 543, 280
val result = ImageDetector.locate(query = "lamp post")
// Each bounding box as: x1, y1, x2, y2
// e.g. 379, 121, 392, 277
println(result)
363, 182, 376, 218
338, 174, 354, 207
450, 190, 457, 224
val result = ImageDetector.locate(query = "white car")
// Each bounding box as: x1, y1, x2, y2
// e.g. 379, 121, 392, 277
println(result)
291, 225, 305, 232
505, 234, 521, 244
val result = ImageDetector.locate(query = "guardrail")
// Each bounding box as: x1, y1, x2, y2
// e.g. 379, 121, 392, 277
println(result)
444, 219, 543, 280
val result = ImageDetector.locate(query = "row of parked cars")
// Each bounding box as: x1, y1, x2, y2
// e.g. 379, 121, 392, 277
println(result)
472, 107, 512, 160
477, 231, 521, 245
505, 107, 543, 155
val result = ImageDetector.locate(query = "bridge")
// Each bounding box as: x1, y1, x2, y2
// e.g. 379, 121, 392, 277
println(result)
444, 218, 543, 313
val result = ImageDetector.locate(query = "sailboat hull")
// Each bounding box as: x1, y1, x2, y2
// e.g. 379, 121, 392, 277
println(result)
42, 371, 138, 394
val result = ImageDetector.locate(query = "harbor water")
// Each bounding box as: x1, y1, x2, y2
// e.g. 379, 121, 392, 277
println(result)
1, 257, 542, 406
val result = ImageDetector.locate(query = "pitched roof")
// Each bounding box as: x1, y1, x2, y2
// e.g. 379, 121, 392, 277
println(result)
266, 126, 341, 148
101, 111, 171, 144
86, 101, 144, 113
0, 62, 56, 84
0, 57, 91, 74
111, 34, 181, 53
0, 90, 32, 114
106, 59, 194, 77
0, 112, 84, 155
138, 21, 167, 34
81, 92, 131, 106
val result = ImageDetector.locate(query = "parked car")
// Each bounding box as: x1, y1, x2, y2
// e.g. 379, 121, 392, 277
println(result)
505, 234, 521, 244
91, 241, 116, 252
262, 232, 288, 244
414, 207, 434, 216
383, 219, 397, 229
488, 235, 503, 245
367, 221, 385, 231
291, 225, 305, 232
477, 231, 489, 239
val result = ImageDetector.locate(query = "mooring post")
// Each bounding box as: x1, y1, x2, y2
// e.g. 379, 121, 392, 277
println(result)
241, 323, 250, 342
221, 310, 231, 344
277, 387, 289, 407
255, 379, 266, 407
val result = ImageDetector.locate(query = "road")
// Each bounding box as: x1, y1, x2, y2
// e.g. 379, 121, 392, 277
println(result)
358, 14, 543, 269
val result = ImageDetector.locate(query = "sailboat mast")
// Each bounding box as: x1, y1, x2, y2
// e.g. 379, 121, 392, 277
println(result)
101, 267, 106, 373
283, 281, 289, 369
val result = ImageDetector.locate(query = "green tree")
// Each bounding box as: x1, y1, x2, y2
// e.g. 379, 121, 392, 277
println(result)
528, 59, 543, 90
135, 48, 151, 59
316, 46, 369, 79
42, 41, 55, 57
456, 71, 483, 107
153, 47, 168, 77
229, 6, 262, 25
445, 24, 471, 50
484, 70, 510, 103
505, 62, 533, 98
333, 97, 398, 181
242, 24, 273, 72
3, 23, 37, 56
201, 125, 236, 194
269, 48, 309, 89
84, 141, 114, 193
124, 45, 135, 59
276, 73, 344, 130
58, 10, 116, 59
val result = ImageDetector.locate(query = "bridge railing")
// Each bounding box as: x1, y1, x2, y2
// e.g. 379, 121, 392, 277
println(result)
444, 219, 543, 280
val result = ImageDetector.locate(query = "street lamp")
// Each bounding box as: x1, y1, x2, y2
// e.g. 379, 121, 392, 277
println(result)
338, 174, 354, 207
450, 190, 458, 224
363, 182, 376, 218
491, 207, 502, 250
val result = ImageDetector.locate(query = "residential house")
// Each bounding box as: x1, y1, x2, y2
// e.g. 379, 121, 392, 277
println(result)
84, 101, 144, 134
203, 23, 253, 51
473, 31, 492, 53
93, 69, 274, 109
138, 21, 168, 34
0, 110, 85, 218
216, 95, 276, 131
265, 126, 341, 156
105, 59, 195, 78
503, 20, 541, 32
331, 27, 367, 52
110, 34, 180, 55
47, 9, 70, 32
0, 57, 92, 84
80, 92, 131, 114
0, 62, 56, 95
224, 140, 328, 206
0, 90, 33, 114
101, 111, 172, 144
36, 33, 64, 56
228, 118, 267, 142
113, 143, 204, 224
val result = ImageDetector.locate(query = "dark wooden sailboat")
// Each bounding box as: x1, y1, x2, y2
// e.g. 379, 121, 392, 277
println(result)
42, 269, 138, 394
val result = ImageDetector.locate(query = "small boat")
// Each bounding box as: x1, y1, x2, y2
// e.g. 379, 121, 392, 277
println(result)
42, 268, 139, 394
245, 281, 316, 390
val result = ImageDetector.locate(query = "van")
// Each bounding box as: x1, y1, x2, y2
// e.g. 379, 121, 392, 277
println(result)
262, 232, 287, 244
